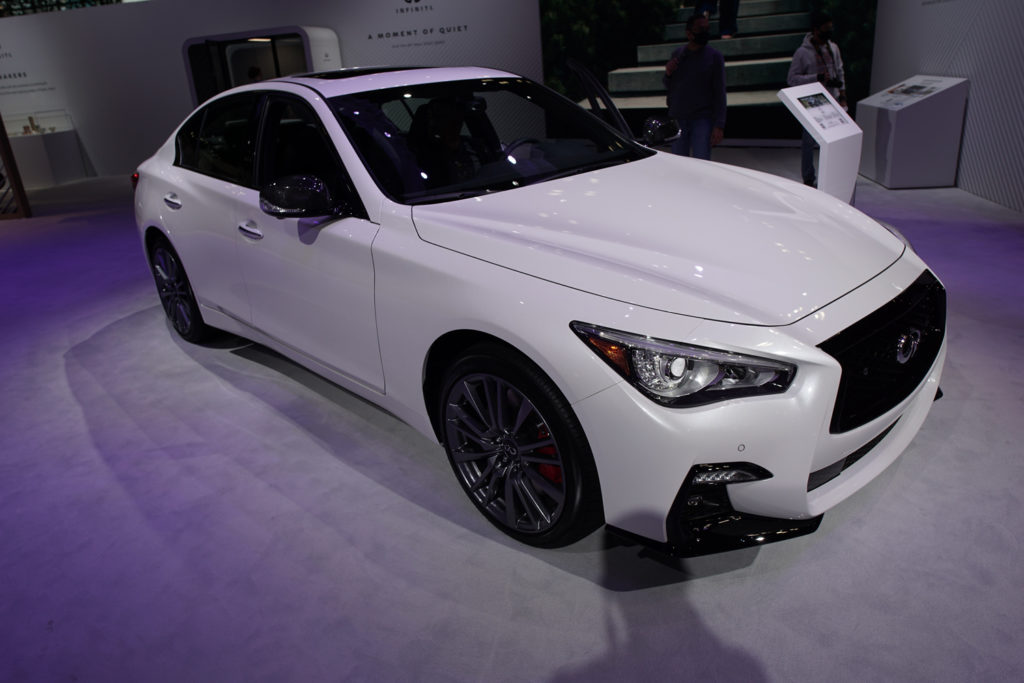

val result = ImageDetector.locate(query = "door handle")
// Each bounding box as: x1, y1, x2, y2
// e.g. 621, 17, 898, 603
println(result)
237, 221, 264, 240
163, 193, 182, 210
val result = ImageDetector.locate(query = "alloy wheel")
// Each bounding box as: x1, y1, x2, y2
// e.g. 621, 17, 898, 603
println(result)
150, 244, 195, 338
444, 372, 567, 535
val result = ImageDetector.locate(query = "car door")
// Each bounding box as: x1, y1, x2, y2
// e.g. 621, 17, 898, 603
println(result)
565, 57, 637, 139
235, 92, 385, 391
168, 91, 263, 323
564, 58, 677, 146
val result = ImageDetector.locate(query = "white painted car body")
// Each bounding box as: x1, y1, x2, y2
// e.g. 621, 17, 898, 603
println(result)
135, 67, 946, 553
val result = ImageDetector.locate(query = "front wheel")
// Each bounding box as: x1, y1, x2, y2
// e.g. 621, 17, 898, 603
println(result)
439, 345, 602, 547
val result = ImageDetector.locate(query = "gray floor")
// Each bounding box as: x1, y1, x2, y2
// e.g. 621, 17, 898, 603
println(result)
3, 149, 1023, 681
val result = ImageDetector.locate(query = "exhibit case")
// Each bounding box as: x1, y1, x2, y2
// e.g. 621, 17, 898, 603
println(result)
857, 75, 969, 189
2, 109, 88, 190
3, 110, 75, 137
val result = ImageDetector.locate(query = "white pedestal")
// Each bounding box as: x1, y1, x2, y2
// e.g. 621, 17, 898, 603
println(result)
9, 129, 88, 190
778, 83, 863, 204
856, 75, 968, 189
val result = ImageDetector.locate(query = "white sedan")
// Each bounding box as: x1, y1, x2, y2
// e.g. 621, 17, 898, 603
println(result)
134, 66, 946, 555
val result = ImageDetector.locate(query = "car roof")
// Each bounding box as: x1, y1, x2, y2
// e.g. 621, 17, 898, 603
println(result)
277, 66, 520, 98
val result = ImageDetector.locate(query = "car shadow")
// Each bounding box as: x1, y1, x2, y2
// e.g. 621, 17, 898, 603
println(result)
65, 305, 766, 592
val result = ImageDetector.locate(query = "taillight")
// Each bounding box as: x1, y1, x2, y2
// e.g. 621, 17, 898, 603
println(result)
131, 172, 139, 191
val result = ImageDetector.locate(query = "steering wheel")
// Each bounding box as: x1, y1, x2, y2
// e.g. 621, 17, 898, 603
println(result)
502, 137, 541, 156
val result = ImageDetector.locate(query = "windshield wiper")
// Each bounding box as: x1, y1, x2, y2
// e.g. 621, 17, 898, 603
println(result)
406, 189, 490, 205
533, 156, 633, 183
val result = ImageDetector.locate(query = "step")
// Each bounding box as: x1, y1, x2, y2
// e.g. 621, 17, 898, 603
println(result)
664, 12, 810, 40
676, 0, 810, 21
638, 33, 804, 64
609, 90, 784, 110
609, 57, 791, 94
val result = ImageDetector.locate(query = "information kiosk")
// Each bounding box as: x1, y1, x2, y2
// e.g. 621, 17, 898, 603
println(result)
778, 83, 862, 204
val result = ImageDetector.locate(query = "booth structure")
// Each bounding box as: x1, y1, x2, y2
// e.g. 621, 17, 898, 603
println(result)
857, 75, 969, 189
778, 83, 863, 204
184, 26, 342, 105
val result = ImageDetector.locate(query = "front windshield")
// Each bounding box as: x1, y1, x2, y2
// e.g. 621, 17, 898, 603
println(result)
329, 77, 653, 205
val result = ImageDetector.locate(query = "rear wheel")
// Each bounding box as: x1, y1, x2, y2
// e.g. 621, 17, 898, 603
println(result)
439, 345, 602, 547
147, 237, 210, 343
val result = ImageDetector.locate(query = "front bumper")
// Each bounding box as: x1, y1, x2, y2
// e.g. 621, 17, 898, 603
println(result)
572, 262, 946, 551
610, 462, 824, 557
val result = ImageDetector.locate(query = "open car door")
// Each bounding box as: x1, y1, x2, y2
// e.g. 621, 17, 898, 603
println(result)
564, 57, 678, 147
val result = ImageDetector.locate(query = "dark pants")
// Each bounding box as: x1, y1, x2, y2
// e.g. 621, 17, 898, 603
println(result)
801, 129, 818, 185
696, 1, 717, 16
719, 0, 739, 36
672, 119, 713, 160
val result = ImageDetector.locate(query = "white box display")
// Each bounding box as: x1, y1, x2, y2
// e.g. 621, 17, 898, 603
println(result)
778, 83, 863, 204
857, 75, 969, 189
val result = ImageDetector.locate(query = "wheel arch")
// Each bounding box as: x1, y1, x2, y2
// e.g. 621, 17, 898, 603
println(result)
423, 329, 514, 442
143, 225, 173, 261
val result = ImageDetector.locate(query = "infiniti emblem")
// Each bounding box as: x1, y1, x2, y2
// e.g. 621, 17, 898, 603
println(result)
895, 329, 922, 365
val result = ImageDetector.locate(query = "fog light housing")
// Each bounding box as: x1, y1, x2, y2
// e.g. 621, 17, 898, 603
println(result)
691, 463, 773, 486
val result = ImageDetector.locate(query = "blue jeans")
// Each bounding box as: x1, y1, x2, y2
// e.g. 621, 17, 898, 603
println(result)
672, 118, 713, 160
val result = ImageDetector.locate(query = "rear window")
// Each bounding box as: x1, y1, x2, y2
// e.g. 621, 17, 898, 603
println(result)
176, 93, 261, 187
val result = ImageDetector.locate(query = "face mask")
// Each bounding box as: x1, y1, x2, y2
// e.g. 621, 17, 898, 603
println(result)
818, 30, 833, 42
692, 31, 710, 46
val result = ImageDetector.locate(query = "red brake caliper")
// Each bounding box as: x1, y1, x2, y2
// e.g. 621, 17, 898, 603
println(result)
535, 427, 563, 484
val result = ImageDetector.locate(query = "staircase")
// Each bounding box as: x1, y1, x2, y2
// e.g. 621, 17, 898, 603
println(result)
607, 0, 812, 140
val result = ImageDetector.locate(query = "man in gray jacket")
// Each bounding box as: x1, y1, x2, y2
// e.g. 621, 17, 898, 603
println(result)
787, 12, 846, 185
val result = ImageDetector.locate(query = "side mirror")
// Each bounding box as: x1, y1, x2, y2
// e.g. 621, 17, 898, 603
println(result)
641, 116, 679, 147
259, 175, 334, 218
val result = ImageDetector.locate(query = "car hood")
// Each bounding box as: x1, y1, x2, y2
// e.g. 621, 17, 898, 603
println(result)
411, 153, 904, 326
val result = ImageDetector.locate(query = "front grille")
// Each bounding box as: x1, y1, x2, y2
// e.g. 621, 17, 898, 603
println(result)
819, 271, 946, 433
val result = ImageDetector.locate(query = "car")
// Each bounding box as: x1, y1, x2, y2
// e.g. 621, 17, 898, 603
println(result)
133, 66, 946, 556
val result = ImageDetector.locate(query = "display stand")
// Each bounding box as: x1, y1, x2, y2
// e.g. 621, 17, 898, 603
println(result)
0, 117, 31, 219
3, 109, 89, 191
777, 83, 862, 204
9, 131, 89, 190
856, 75, 968, 189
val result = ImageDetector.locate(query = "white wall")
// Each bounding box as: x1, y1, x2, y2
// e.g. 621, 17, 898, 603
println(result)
871, 0, 1024, 212
0, 0, 542, 178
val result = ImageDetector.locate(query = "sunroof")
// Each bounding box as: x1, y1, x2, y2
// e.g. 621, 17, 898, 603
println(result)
298, 67, 429, 80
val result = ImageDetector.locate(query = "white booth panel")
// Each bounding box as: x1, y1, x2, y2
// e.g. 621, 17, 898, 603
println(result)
857, 76, 969, 189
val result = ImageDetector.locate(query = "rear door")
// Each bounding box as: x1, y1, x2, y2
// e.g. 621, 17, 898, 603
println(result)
169, 92, 262, 322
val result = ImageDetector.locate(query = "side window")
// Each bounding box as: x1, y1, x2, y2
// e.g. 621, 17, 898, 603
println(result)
175, 93, 260, 186
176, 113, 202, 170
259, 96, 364, 215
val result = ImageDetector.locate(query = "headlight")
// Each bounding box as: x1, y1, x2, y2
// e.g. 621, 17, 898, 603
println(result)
570, 322, 796, 407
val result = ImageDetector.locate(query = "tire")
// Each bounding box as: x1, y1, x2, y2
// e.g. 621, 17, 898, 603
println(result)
438, 344, 602, 547
147, 237, 210, 343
